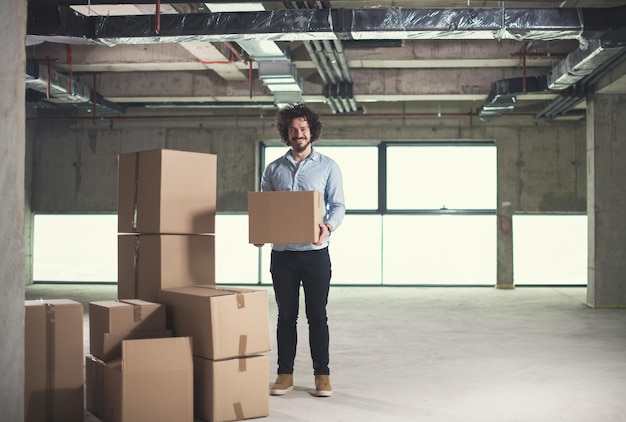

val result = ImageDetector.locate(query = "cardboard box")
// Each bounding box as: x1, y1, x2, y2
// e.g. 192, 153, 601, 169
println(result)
194, 355, 269, 422
248, 190, 323, 244
118, 234, 215, 302
159, 286, 271, 360
24, 299, 84, 422
86, 337, 194, 422
89, 299, 170, 361
118, 149, 217, 234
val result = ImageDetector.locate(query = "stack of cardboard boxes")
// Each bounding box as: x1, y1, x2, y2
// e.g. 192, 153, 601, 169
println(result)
24, 299, 84, 422
23, 149, 321, 421
84, 299, 193, 421
88, 148, 271, 422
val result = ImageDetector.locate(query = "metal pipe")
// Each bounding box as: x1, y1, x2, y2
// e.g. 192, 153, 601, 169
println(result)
311, 40, 337, 84
321, 39, 344, 81
332, 39, 352, 83
303, 41, 329, 84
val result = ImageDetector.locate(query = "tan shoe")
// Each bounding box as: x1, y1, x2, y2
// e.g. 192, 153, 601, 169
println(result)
314, 375, 332, 397
270, 374, 294, 396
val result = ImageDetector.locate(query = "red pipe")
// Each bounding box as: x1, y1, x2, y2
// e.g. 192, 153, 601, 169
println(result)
27, 111, 537, 122
249, 60, 253, 99
198, 50, 233, 65
224, 42, 248, 64
155, 0, 161, 33
522, 49, 527, 92
46, 60, 51, 99
92, 74, 97, 124
66, 44, 73, 94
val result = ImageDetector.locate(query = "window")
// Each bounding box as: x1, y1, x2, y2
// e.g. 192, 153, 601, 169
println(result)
260, 143, 499, 286
387, 144, 496, 210
33, 214, 118, 283
513, 214, 587, 285
264, 145, 378, 210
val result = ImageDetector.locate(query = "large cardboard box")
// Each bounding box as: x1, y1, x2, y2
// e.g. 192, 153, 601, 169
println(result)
89, 299, 170, 361
159, 286, 271, 360
24, 299, 84, 422
248, 190, 323, 244
86, 337, 194, 422
118, 149, 217, 234
194, 355, 269, 422
118, 234, 215, 302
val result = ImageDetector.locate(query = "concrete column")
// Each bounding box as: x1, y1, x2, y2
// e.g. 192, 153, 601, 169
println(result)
586, 93, 626, 307
0, 0, 27, 419
495, 133, 518, 289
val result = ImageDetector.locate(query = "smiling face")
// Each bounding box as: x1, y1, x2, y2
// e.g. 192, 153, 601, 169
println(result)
287, 116, 312, 154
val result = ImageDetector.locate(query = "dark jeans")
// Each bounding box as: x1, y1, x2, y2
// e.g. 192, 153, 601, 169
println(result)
270, 248, 332, 376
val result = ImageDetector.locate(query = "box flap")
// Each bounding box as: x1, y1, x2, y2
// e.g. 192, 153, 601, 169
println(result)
121, 337, 193, 373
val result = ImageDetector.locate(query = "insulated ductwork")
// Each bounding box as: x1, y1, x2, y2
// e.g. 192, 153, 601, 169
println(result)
537, 39, 626, 118
26, 62, 92, 103
548, 39, 624, 90
204, 3, 303, 108
25, 60, 126, 115
477, 76, 548, 122
27, 7, 626, 46
479, 29, 626, 121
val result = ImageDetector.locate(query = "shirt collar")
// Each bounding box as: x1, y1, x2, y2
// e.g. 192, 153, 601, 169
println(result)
283, 146, 319, 163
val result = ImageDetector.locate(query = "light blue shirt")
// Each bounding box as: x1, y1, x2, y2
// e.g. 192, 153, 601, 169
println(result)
261, 147, 346, 251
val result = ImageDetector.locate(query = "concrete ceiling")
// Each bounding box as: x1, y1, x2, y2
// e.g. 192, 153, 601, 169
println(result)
25, 1, 626, 120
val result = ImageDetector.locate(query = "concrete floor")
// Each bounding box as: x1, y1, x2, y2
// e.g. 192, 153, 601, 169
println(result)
25, 284, 626, 422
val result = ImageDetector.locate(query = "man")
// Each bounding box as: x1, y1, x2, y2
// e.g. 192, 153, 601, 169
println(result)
256, 103, 345, 397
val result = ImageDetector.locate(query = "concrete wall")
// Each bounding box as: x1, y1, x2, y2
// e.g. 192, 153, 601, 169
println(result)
27, 111, 587, 214
586, 93, 626, 307
1, 0, 26, 419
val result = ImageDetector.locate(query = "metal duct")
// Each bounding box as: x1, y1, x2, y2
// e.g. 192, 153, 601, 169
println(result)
548, 39, 624, 90
204, 2, 303, 107
26, 7, 626, 46
258, 60, 302, 93
25, 61, 126, 115
477, 76, 548, 122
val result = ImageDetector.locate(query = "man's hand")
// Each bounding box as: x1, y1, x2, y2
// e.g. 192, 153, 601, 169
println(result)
253, 243, 265, 247
313, 223, 331, 246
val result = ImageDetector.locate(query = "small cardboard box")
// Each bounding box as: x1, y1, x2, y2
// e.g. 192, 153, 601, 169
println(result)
159, 286, 271, 360
89, 299, 170, 361
24, 299, 84, 422
194, 355, 269, 422
118, 234, 215, 302
248, 190, 323, 244
118, 149, 217, 234
86, 337, 194, 422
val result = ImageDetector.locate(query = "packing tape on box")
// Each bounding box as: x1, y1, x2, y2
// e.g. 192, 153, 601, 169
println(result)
239, 335, 248, 357
133, 236, 140, 299
212, 287, 246, 309
131, 152, 140, 231
238, 356, 247, 372
233, 402, 244, 420
45, 303, 56, 420
236, 293, 245, 309
119, 300, 143, 322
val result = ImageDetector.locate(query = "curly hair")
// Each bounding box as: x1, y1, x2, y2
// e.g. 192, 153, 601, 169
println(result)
275, 103, 323, 145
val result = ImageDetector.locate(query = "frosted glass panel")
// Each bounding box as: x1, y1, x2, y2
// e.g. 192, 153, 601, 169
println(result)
328, 215, 382, 284
387, 145, 496, 210
382, 215, 497, 285
215, 214, 259, 284
33, 214, 118, 282
264, 145, 378, 210
513, 215, 587, 285
258, 214, 382, 285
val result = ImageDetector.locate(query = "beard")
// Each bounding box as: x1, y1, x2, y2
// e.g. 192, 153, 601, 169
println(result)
289, 138, 311, 153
